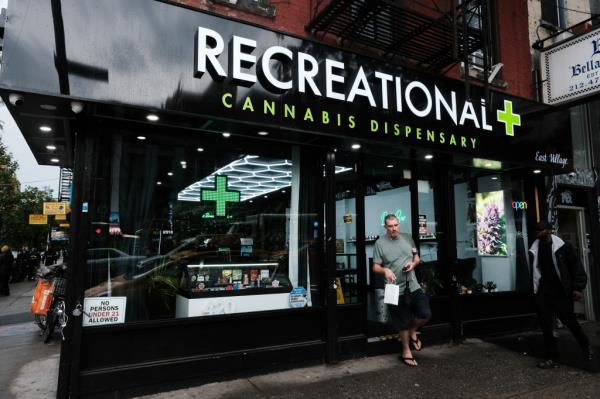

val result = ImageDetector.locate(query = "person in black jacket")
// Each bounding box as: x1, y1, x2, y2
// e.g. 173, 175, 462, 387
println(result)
529, 220, 593, 369
0, 245, 15, 296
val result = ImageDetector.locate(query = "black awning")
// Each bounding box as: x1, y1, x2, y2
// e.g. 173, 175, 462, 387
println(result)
307, 0, 483, 72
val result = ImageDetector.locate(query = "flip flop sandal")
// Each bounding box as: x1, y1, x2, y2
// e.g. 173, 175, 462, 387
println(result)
410, 337, 422, 351
400, 356, 418, 367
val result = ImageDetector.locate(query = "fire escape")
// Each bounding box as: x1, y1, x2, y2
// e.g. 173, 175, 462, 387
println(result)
307, 0, 493, 95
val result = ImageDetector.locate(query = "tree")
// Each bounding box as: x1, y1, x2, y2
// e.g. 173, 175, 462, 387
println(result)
0, 135, 54, 249
0, 138, 20, 245
9, 186, 55, 249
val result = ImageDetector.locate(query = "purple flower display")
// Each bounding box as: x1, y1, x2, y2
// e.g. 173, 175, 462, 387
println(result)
476, 191, 507, 256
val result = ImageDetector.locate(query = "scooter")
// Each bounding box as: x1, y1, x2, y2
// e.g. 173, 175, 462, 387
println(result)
32, 264, 68, 343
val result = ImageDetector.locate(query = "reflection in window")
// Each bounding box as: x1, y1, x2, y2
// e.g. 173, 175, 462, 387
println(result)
84, 135, 323, 323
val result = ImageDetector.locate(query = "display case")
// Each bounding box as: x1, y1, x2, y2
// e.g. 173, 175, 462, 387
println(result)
175, 261, 294, 317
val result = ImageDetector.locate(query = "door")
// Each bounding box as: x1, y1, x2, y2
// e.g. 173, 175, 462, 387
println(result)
557, 206, 595, 321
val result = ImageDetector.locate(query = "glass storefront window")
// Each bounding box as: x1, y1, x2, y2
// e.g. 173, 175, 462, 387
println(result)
83, 133, 321, 324
453, 169, 531, 294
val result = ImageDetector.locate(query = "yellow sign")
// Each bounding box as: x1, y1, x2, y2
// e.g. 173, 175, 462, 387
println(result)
43, 202, 70, 215
55, 214, 67, 221
29, 214, 48, 225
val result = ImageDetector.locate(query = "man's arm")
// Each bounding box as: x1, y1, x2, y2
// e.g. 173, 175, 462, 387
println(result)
372, 261, 397, 283
403, 254, 420, 273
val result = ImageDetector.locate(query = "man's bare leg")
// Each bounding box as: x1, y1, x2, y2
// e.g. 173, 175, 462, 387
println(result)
399, 329, 417, 366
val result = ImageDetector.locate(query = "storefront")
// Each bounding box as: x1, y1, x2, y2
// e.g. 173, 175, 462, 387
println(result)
0, 1, 576, 397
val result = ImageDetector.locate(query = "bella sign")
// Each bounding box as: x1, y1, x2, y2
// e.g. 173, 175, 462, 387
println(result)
541, 27, 600, 105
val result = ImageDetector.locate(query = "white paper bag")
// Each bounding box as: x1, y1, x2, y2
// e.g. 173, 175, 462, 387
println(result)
383, 284, 399, 305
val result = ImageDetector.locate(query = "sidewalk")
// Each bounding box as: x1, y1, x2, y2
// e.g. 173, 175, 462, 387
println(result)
2, 283, 599, 399
0, 279, 60, 399
135, 332, 600, 399
0, 280, 37, 325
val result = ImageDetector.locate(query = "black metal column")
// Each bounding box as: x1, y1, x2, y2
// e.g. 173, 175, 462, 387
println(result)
324, 151, 338, 363
56, 131, 94, 399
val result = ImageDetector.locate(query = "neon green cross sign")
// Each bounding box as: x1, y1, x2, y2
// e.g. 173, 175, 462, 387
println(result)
201, 176, 240, 217
496, 100, 521, 136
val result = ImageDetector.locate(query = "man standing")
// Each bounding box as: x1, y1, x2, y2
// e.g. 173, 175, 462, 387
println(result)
529, 220, 593, 368
372, 214, 431, 367
0, 245, 15, 296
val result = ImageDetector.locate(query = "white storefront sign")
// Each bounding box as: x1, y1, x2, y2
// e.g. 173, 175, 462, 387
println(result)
83, 297, 127, 326
541, 28, 600, 105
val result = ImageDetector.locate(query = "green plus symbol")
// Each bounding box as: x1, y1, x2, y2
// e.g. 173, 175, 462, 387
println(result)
497, 100, 521, 136
201, 175, 240, 217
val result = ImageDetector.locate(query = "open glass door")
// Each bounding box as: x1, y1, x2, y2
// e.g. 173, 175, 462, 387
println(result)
362, 155, 413, 338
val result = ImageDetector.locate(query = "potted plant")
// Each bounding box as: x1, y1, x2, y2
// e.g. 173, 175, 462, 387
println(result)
485, 281, 497, 292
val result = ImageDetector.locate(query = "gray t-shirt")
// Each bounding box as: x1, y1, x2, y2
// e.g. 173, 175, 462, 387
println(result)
373, 233, 421, 293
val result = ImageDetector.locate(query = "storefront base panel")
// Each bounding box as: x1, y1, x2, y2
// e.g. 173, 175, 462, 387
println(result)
78, 340, 325, 398
80, 308, 323, 370
338, 334, 368, 358
459, 293, 537, 321
462, 314, 538, 338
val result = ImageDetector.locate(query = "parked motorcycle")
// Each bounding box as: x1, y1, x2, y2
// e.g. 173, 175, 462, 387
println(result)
31, 264, 68, 343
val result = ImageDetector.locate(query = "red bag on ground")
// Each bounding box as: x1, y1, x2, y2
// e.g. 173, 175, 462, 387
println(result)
31, 278, 55, 315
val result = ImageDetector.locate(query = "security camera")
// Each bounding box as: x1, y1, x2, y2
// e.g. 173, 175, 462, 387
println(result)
70, 101, 84, 114
8, 93, 24, 107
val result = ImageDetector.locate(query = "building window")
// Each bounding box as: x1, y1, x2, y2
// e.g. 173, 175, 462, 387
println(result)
83, 132, 323, 324
541, 0, 565, 29
453, 167, 531, 294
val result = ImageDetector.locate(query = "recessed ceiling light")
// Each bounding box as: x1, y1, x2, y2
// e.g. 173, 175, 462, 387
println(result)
156, 181, 162, 185
40, 126, 52, 132
424, 154, 434, 160
351, 143, 361, 150
387, 164, 394, 168
146, 114, 159, 122
533, 169, 542, 174
46, 145, 57, 151
222, 132, 231, 138
281, 190, 286, 193
40, 104, 57, 111
197, 147, 204, 152
258, 131, 269, 136
249, 200, 253, 203
50, 158, 60, 163
137, 136, 146, 140
180, 161, 187, 164
167, 172, 173, 176
491, 176, 498, 180
264, 195, 268, 198
334, 148, 338, 152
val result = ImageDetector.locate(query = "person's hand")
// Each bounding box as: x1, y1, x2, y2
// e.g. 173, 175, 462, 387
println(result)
403, 261, 415, 273
573, 290, 584, 301
383, 268, 397, 283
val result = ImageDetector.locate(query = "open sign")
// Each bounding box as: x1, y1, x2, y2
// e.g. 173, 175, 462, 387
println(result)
512, 201, 528, 210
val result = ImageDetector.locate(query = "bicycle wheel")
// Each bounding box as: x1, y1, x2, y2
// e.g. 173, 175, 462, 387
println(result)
42, 311, 57, 343
34, 314, 47, 330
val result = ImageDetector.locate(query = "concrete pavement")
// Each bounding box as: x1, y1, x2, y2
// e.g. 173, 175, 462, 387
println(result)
2, 281, 600, 399
0, 280, 60, 399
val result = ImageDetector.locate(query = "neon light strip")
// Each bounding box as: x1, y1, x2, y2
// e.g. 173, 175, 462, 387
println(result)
187, 263, 279, 268
178, 155, 351, 202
